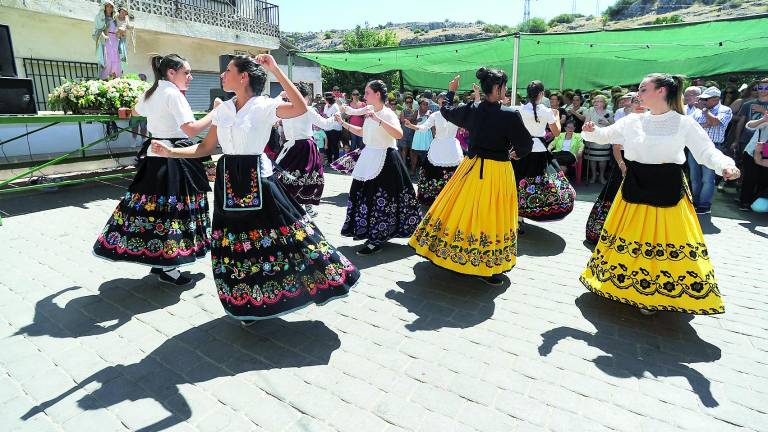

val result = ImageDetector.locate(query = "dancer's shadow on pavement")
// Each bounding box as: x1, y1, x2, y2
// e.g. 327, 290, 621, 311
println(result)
387, 261, 506, 331
696, 214, 722, 235
22, 318, 340, 432
538, 293, 721, 407
319, 192, 349, 208
15, 274, 203, 338
517, 223, 567, 257
336, 243, 414, 270
739, 221, 768, 240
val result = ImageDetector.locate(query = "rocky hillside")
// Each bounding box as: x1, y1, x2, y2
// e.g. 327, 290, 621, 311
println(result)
284, 0, 768, 51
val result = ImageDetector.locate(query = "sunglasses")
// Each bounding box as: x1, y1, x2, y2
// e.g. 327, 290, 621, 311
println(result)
756, 85, 768, 91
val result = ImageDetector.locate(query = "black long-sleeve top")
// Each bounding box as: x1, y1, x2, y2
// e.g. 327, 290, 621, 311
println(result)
440, 92, 533, 161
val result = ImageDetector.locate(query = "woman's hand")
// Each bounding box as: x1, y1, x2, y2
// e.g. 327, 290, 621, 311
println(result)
582, 122, 596, 132
722, 166, 741, 180
448, 75, 460, 92
150, 140, 174, 158
472, 83, 481, 100
618, 160, 627, 177
333, 112, 343, 123
254, 54, 278, 71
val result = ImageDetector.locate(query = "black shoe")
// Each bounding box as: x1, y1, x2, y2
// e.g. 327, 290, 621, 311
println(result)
356, 243, 382, 256
695, 207, 711, 215
476, 275, 504, 286
738, 204, 752, 212
154, 268, 192, 286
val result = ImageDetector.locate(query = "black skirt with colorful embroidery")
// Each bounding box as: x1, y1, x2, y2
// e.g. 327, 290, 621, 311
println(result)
512, 151, 576, 222
342, 148, 422, 245
212, 154, 359, 320
417, 158, 458, 207
276, 138, 325, 205
93, 138, 211, 268
585, 162, 623, 244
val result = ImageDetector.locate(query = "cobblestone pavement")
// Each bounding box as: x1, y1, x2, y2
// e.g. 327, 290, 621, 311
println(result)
1, 171, 767, 432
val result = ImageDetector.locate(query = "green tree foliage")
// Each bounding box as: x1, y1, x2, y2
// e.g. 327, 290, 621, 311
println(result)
652, 15, 683, 24
482, 24, 515, 34
548, 13, 576, 26
322, 26, 401, 96
518, 18, 548, 33
604, 0, 635, 19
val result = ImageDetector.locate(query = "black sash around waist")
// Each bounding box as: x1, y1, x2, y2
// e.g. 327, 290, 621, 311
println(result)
621, 160, 689, 207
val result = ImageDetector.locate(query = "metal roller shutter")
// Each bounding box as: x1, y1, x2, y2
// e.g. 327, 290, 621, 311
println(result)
186, 72, 221, 111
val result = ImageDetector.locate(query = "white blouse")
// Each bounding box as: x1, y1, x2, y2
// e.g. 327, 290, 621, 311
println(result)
513, 103, 557, 152
276, 108, 337, 163
134, 80, 194, 139
212, 96, 282, 176
349, 106, 400, 181
581, 111, 734, 174
412, 111, 462, 166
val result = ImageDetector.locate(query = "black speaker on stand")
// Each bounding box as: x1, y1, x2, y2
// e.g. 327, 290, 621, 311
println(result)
0, 24, 37, 114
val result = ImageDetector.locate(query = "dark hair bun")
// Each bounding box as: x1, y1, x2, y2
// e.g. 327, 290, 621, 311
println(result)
475, 67, 488, 80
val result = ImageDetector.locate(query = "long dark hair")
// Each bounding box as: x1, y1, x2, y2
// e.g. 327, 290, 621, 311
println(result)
526, 80, 545, 123
476, 67, 508, 97
231, 55, 267, 95
296, 82, 311, 98
367, 80, 388, 102
646, 73, 685, 114
145, 53, 186, 100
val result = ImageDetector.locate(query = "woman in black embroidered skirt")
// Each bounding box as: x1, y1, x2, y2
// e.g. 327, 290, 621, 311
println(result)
151, 54, 359, 323
333, 81, 422, 256
93, 54, 216, 285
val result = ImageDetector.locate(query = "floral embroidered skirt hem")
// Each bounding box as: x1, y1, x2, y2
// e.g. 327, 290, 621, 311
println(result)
277, 138, 325, 205
331, 147, 361, 174
341, 148, 422, 245
513, 152, 576, 222
580, 190, 724, 315
213, 155, 359, 320
93, 139, 211, 267
585, 163, 622, 244
409, 157, 518, 277
417, 159, 458, 207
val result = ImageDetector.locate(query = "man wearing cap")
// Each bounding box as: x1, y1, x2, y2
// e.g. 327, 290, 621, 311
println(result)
689, 86, 733, 214
612, 92, 635, 122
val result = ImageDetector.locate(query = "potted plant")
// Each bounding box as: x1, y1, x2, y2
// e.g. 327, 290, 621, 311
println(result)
48, 78, 149, 115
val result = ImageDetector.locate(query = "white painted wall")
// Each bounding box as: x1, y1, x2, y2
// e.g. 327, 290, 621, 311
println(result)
0, 2, 278, 173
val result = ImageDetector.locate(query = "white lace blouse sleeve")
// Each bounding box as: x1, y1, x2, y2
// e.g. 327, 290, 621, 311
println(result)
413, 111, 437, 131
309, 108, 338, 130
581, 115, 627, 144
683, 116, 734, 175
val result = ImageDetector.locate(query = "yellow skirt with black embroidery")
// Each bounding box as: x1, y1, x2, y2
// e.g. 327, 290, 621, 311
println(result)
409, 157, 518, 277
580, 189, 723, 315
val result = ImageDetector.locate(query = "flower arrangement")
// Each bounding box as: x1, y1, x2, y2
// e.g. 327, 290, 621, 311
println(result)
48, 78, 149, 114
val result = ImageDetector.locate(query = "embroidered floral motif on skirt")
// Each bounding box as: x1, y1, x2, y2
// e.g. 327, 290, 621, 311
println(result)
409, 157, 518, 277
513, 152, 576, 222
341, 149, 422, 245
417, 158, 458, 207
580, 190, 723, 315
213, 155, 358, 320
276, 138, 325, 205
93, 138, 211, 267
585, 164, 622, 244
331, 147, 362, 174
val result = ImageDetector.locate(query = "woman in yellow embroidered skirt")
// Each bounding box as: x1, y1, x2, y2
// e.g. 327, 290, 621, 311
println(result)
579, 73, 740, 315
409, 69, 533, 286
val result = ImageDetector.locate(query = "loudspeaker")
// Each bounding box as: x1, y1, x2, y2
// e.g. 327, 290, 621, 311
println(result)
0, 77, 37, 114
0, 24, 18, 77
209, 88, 234, 111
218, 54, 235, 75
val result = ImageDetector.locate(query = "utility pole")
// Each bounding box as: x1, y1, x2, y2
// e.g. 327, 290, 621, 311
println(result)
523, 0, 531, 23
572, 0, 577, 15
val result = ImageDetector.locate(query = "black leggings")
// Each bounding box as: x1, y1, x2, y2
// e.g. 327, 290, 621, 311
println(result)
325, 130, 341, 163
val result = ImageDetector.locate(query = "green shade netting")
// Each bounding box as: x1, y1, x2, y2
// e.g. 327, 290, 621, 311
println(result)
297, 15, 768, 91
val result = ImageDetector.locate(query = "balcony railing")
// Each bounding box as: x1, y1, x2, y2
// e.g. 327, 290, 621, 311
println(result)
87, 0, 279, 37
23, 58, 101, 111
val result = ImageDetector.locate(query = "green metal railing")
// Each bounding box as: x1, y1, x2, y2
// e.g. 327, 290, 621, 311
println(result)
0, 114, 137, 225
